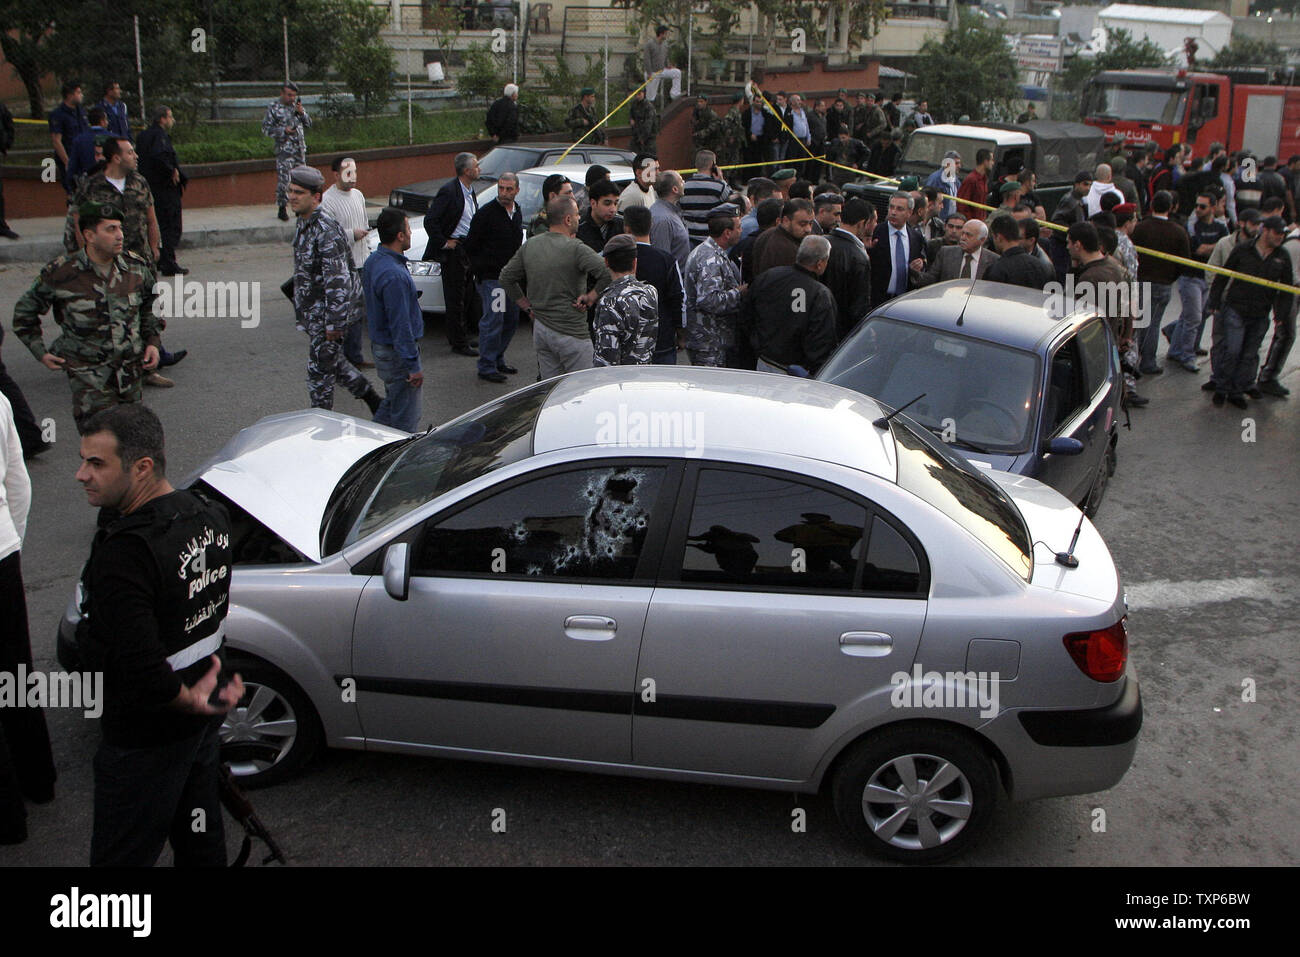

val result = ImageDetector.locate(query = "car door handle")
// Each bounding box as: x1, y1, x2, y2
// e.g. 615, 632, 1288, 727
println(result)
564, 615, 618, 641
839, 631, 893, 657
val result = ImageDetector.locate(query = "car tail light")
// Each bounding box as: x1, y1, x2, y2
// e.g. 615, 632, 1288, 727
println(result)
1063, 618, 1127, 682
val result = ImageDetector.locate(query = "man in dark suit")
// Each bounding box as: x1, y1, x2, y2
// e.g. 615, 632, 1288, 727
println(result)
869, 191, 927, 308
624, 205, 685, 364
822, 198, 874, 341
984, 214, 1055, 290
423, 151, 481, 356
136, 105, 188, 276
912, 218, 999, 286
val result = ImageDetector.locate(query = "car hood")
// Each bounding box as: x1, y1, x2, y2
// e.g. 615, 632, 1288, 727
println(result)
183, 411, 409, 563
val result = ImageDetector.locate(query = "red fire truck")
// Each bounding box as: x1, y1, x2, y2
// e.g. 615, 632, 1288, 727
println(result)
1082, 68, 1300, 158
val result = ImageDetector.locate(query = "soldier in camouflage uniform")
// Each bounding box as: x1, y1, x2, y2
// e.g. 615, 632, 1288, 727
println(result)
593, 235, 658, 366
629, 88, 659, 156
286, 166, 382, 413
11, 202, 160, 428
691, 95, 720, 155
263, 82, 312, 220
719, 93, 747, 179
565, 88, 606, 145
684, 205, 746, 367
69, 137, 159, 263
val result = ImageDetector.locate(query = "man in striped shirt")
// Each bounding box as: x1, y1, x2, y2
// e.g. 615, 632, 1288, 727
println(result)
320, 157, 374, 368
680, 150, 731, 248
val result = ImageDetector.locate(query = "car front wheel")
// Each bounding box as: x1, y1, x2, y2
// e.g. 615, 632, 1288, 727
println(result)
219, 658, 322, 788
832, 726, 998, 863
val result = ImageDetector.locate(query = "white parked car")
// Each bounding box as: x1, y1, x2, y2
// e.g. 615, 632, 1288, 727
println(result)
366, 164, 634, 316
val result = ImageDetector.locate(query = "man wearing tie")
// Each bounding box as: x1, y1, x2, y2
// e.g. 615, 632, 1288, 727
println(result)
423, 151, 481, 356
911, 218, 999, 286
869, 192, 927, 308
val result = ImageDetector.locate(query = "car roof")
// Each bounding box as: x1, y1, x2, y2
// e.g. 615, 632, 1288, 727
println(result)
514, 163, 635, 179
495, 142, 635, 153
872, 280, 1094, 353
532, 366, 898, 481
914, 124, 1033, 147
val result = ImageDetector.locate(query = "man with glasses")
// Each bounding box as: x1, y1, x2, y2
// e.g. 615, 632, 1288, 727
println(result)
1166, 190, 1230, 371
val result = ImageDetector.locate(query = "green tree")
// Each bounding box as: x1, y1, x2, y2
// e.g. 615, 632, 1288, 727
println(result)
0, 0, 56, 118
916, 13, 1020, 123
1209, 36, 1286, 69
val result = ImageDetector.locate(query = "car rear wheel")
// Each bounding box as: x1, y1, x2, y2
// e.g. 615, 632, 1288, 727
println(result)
832, 726, 997, 863
219, 658, 322, 788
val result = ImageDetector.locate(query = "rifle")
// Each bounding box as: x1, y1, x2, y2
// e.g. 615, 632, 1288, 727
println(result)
219, 764, 288, 866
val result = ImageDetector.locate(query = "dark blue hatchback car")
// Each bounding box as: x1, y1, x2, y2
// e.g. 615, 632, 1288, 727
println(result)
816, 280, 1121, 516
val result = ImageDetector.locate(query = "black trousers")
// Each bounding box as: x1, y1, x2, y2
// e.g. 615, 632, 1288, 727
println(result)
91, 718, 226, 866
0, 551, 56, 843
155, 189, 183, 271
0, 165, 8, 227
0, 330, 44, 456
437, 247, 479, 349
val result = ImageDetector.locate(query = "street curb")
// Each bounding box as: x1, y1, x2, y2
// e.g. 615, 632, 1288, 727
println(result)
0, 222, 297, 264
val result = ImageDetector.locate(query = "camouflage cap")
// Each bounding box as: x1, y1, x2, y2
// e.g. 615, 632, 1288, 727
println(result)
79, 201, 123, 221
290, 165, 324, 190
602, 233, 638, 256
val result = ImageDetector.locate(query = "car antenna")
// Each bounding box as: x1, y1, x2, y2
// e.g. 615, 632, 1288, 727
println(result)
872, 393, 926, 430
955, 278, 977, 326
1054, 507, 1088, 568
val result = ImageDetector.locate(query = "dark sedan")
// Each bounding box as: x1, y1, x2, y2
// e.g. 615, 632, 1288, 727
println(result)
388, 143, 637, 215
816, 280, 1121, 516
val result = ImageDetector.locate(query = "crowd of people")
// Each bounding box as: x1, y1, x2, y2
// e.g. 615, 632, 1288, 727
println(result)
2, 53, 1297, 865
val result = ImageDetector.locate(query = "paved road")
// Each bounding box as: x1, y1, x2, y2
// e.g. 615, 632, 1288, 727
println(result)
1, 243, 1296, 865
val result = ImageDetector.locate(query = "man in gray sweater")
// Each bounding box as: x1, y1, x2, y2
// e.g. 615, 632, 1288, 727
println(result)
501, 195, 611, 379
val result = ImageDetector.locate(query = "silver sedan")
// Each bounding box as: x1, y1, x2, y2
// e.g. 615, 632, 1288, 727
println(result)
60, 368, 1141, 861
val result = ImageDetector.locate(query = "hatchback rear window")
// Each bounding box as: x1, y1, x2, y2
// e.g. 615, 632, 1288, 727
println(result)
890, 417, 1033, 581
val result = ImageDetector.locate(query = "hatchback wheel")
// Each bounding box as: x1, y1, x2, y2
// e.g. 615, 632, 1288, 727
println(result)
832, 726, 997, 863
219, 659, 322, 788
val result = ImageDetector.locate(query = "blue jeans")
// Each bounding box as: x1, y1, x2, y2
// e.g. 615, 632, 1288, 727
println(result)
476, 279, 519, 376
1210, 305, 1271, 395
344, 319, 365, 366
372, 341, 423, 433
1167, 276, 1206, 363
1138, 282, 1172, 372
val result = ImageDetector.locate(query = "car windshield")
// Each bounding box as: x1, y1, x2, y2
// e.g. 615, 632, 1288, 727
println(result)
900, 133, 998, 175
819, 317, 1040, 454
321, 381, 554, 554
1085, 84, 1187, 125
478, 147, 541, 179
889, 416, 1033, 581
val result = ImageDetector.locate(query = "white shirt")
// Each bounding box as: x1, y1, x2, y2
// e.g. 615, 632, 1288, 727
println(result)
454, 180, 477, 239
0, 394, 31, 562
1084, 181, 1124, 217
106, 175, 126, 193
320, 184, 369, 268
618, 180, 656, 213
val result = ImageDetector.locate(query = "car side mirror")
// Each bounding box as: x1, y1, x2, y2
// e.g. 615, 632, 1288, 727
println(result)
1044, 436, 1084, 456
383, 542, 411, 601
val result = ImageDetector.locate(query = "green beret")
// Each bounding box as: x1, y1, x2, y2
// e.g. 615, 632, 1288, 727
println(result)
731, 92, 744, 103
1000, 180, 1023, 195
580, 87, 595, 96
773, 168, 797, 181
897, 175, 919, 191
80, 201, 123, 221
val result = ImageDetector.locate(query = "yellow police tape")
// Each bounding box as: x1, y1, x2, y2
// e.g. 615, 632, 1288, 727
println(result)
817, 154, 1300, 296
555, 79, 652, 165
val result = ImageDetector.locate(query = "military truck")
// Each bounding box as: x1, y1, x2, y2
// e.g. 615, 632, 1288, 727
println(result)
844, 120, 1105, 220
